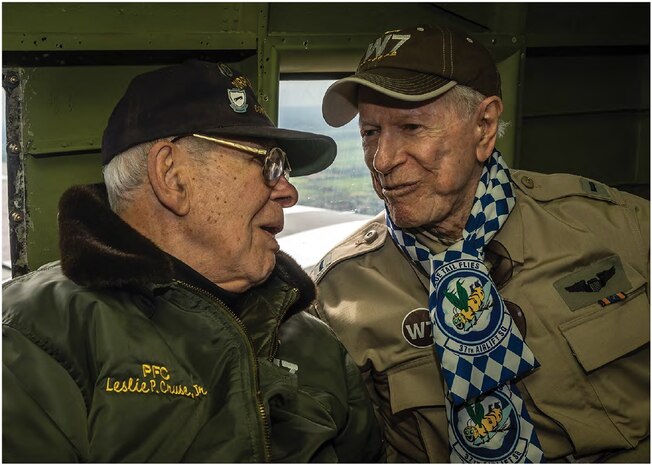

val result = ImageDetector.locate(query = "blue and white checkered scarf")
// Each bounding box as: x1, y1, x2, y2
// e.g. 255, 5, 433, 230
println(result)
387, 149, 544, 462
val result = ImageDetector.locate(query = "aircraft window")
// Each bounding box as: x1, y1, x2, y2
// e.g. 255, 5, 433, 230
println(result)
277, 80, 383, 270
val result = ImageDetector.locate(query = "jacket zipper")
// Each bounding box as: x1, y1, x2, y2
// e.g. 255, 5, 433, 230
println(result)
174, 280, 272, 462
268, 287, 299, 361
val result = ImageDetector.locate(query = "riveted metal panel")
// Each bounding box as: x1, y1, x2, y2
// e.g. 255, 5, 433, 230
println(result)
3, 3, 260, 52
17, 66, 163, 156
3, 68, 29, 276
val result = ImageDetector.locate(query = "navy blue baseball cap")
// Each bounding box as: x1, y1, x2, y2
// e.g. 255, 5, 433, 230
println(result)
102, 60, 336, 177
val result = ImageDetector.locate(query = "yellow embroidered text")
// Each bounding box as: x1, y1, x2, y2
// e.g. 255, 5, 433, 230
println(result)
104, 364, 208, 399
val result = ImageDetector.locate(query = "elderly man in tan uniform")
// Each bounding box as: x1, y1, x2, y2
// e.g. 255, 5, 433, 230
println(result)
312, 25, 649, 463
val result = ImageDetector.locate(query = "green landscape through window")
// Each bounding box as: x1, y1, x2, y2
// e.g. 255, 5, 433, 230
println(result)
279, 80, 384, 216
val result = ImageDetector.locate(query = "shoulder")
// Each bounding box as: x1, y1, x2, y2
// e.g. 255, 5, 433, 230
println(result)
4, 261, 112, 321
510, 169, 649, 238
4, 261, 74, 320
2, 261, 141, 349
510, 169, 648, 209
283, 310, 341, 344
280, 311, 354, 375
310, 212, 388, 284
509, 170, 649, 274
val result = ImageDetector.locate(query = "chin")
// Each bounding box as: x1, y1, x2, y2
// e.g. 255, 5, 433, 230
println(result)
388, 207, 426, 229
388, 200, 448, 230
254, 252, 277, 284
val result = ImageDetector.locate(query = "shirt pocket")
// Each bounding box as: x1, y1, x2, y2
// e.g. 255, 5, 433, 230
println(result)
557, 278, 649, 451
386, 355, 450, 462
387, 355, 445, 413
559, 283, 648, 372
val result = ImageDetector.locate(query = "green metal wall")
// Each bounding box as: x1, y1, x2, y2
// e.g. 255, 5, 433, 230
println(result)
2, 2, 649, 275
519, 3, 649, 190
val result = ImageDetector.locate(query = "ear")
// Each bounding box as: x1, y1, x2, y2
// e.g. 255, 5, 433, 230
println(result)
475, 96, 504, 163
147, 140, 191, 216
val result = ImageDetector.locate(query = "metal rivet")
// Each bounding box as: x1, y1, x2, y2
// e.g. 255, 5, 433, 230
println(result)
4, 72, 20, 89
7, 143, 20, 154
10, 211, 23, 223
363, 229, 378, 243
522, 176, 535, 189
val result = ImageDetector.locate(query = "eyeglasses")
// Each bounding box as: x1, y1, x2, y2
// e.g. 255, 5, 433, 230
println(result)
183, 133, 291, 187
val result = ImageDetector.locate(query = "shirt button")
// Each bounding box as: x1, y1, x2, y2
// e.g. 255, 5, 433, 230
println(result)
363, 229, 378, 243
522, 176, 535, 189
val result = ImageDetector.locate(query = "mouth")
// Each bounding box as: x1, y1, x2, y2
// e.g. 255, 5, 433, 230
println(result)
260, 224, 283, 236
382, 181, 419, 197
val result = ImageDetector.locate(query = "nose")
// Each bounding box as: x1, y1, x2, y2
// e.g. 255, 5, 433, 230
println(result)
371, 132, 403, 175
270, 175, 299, 208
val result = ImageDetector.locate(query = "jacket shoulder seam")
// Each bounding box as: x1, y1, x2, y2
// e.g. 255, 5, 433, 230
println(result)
311, 217, 387, 284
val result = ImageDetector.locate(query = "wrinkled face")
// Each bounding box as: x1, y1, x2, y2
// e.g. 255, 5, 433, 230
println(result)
187, 137, 298, 292
358, 88, 484, 234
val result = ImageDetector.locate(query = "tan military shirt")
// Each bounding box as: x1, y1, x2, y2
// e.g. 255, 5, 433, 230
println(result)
312, 170, 649, 462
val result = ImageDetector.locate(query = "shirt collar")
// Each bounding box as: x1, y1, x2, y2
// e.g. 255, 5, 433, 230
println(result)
491, 195, 524, 265
408, 198, 524, 266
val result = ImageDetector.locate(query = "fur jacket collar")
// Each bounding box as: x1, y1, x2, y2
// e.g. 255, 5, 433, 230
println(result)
57, 183, 315, 312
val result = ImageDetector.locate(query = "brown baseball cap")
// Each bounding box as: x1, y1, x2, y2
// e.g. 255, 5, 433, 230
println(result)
322, 24, 501, 127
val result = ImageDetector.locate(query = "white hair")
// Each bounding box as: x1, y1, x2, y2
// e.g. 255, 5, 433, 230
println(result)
103, 136, 214, 213
442, 85, 509, 138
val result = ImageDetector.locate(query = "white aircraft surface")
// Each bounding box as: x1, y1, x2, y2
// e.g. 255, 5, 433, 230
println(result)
278, 205, 373, 271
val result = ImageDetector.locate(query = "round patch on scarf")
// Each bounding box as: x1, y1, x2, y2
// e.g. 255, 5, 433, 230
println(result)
402, 308, 434, 348
449, 384, 526, 462
432, 259, 511, 355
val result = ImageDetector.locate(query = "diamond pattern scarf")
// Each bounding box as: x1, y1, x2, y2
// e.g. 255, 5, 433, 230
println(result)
387, 150, 544, 462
